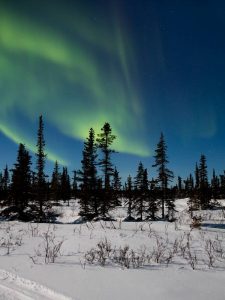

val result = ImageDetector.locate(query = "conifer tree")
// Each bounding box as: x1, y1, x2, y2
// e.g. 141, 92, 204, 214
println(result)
185, 174, 194, 194
195, 163, 200, 189
78, 128, 98, 217
112, 167, 122, 206
50, 161, 61, 201
198, 154, 210, 209
61, 167, 71, 205
186, 172, 200, 215
1, 165, 10, 203
146, 178, 158, 220
72, 170, 78, 199
124, 175, 134, 219
219, 172, 225, 198
35, 115, 47, 218
152, 133, 174, 219
11, 144, 32, 213
96, 123, 116, 216
96, 123, 116, 189
177, 176, 183, 198
134, 162, 147, 221
166, 187, 176, 221
211, 169, 220, 201
178, 176, 182, 191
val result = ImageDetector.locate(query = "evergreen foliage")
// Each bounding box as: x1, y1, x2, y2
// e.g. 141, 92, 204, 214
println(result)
11, 144, 32, 212
198, 154, 210, 209
61, 167, 71, 205
1, 116, 225, 222
0, 165, 10, 203
112, 168, 122, 206
152, 133, 174, 219
133, 162, 146, 221
124, 175, 134, 218
78, 128, 98, 217
35, 115, 47, 218
96, 123, 116, 217
211, 169, 220, 201
50, 161, 61, 201
146, 178, 158, 220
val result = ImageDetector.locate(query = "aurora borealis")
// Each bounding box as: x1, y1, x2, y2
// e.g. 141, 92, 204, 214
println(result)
0, 0, 149, 160
1, 0, 225, 178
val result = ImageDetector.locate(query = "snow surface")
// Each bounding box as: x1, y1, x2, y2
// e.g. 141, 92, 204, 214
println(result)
0, 199, 225, 299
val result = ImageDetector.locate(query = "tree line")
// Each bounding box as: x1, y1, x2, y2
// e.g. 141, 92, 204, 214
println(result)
0, 116, 224, 222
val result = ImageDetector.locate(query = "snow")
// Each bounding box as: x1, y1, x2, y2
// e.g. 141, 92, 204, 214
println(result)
0, 199, 225, 299
0, 269, 72, 300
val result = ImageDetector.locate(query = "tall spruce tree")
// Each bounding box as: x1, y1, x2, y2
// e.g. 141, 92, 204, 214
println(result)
78, 128, 98, 217
152, 133, 174, 219
96, 123, 116, 216
35, 115, 47, 218
198, 154, 210, 209
11, 144, 32, 213
96, 123, 116, 189
50, 161, 61, 201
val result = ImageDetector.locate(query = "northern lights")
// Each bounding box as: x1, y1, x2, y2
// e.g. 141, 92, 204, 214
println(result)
0, 0, 149, 163
1, 0, 225, 179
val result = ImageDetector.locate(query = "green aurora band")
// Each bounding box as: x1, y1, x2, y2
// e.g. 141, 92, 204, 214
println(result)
0, 3, 151, 164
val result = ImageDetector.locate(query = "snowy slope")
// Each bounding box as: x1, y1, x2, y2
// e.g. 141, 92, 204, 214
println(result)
0, 199, 225, 300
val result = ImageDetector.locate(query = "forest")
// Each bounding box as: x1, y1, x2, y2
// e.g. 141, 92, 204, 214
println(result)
0, 115, 224, 222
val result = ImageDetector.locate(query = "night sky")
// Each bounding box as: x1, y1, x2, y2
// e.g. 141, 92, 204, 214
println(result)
0, 0, 225, 180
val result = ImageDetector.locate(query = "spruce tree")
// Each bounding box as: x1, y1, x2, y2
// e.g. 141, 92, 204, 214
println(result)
61, 167, 71, 205
96, 122, 116, 217
112, 167, 122, 206
124, 175, 134, 219
11, 144, 32, 214
50, 161, 61, 201
72, 170, 78, 199
195, 163, 200, 189
177, 176, 183, 198
152, 133, 174, 219
1, 165, 10, 204
142, 168, 158, 220
147, 178, 158, 220
166, 187, 176, 221
35, 115, 47, 218
211, 169, 220, 201
186, 173, 199, 215
134, 162, 146, 221
78, 128, 98, 217
96, 123, 116, 189
198, 154, 210, 209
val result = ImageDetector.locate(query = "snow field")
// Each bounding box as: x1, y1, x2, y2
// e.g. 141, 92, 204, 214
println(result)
0, 199, 225, 299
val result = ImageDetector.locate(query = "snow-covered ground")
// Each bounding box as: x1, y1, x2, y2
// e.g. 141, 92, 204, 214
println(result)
0, 199, 225, 299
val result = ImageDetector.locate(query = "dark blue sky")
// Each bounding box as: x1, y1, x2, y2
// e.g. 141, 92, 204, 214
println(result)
0, 0, 225, 181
